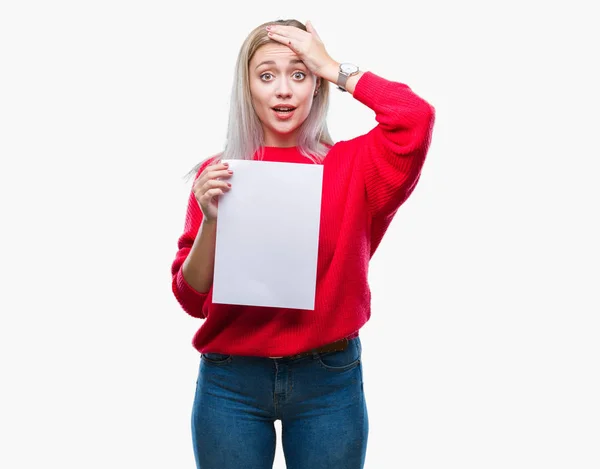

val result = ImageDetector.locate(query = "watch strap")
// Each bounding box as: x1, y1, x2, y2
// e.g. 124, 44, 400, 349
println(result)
337, 73, 350, 92
337, 63, 359, 92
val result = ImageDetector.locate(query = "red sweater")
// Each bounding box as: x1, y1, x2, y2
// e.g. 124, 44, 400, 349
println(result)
171, 72, 435, 357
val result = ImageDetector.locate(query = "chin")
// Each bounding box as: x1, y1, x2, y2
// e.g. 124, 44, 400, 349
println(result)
270, 124, 298, 136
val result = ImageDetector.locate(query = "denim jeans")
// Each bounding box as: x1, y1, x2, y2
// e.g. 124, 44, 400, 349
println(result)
191, 337, 368, 469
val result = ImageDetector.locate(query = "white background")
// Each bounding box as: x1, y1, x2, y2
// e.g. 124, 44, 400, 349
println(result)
1, 1, 598, 468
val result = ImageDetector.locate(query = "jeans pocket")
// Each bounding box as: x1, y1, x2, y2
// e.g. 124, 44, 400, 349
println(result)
201, 352, 233, 365
317, 338, 361, 372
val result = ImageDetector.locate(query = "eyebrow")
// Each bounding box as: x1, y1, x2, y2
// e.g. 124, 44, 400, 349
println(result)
254, 59, 305, 70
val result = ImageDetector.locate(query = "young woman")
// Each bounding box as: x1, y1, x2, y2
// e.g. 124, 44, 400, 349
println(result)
171, 18, 435, 469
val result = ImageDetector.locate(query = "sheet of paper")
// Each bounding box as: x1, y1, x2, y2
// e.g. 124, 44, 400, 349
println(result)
212, 159, 323, 309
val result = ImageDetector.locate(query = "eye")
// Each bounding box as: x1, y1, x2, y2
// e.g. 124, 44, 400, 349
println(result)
260, 72, 274, 81
292, 71, 306, 80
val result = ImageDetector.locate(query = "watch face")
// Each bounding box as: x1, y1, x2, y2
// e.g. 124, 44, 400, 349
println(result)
340, 63, 359, 74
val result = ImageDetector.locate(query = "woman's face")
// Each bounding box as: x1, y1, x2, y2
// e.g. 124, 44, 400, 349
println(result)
249, 43, 318, 147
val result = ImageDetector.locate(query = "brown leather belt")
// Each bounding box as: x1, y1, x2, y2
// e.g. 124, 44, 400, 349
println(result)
271, 338, 349, 360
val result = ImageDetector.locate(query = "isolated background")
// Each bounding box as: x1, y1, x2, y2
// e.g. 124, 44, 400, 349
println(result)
1, 1, 598, 468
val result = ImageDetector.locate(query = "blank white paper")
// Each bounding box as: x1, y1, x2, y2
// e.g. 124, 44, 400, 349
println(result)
212, 159, 324, 309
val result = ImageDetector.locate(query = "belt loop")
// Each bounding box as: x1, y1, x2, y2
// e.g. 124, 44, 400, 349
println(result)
311, 349, 319, 360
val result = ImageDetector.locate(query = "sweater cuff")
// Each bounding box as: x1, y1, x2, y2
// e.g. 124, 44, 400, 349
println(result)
174, 269, 209, 319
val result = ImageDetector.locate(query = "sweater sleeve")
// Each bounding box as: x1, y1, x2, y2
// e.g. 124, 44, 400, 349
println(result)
351, 72, 435, 219
170, 159, 216, 319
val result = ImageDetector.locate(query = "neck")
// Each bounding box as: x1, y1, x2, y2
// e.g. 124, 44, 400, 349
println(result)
263, 131, 298, 148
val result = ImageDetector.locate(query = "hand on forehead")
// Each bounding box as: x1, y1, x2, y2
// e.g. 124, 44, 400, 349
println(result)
250, 43, 306, 70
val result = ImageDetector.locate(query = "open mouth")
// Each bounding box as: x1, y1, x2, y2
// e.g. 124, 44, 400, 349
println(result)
272, 106, 296, 113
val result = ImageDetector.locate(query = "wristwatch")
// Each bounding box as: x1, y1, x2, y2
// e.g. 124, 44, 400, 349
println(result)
337, 63, 360, 92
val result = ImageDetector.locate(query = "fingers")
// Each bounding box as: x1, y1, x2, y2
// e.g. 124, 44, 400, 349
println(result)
266, 24, 308, 41
266, 24, 311, 50
202, 179, 232, 193
199, 187, 226, 202
305, 20, 321, 40
193, 162, 233, 217
194, 179, 230, 220
194, 175, 232, 196
195, 165, 233, 188
267, 22, 320, 41
205, 168, 233, 183
265, 23, 329, 75
266, 30, 296, 50
204, 162, 230, 175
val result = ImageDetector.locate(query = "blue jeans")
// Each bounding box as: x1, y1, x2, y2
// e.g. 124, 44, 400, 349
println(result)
191, 337, 368, 469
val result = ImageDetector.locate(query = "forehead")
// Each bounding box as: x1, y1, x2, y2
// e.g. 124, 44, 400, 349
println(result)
250, 43, 301, 67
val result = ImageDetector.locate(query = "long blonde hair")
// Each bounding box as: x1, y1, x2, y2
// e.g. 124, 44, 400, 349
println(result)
187, 19, 333, 179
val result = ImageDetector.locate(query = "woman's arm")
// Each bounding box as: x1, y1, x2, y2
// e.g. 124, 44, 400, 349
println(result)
171, 190, 212, 319
266, 22, 435, 219
181, 218, 217, 294
350, 72, 435, 219
171, 158, 231, 318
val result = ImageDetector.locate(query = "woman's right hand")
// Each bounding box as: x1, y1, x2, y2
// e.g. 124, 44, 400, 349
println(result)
192, 161, 233, 222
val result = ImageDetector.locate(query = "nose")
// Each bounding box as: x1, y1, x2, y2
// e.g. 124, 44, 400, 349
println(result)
275, 78, 292, 99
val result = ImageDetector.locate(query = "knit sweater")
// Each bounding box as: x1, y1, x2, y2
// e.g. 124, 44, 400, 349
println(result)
171, 72, 435, 357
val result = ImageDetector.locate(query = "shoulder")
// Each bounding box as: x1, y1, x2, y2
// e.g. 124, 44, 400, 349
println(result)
327, 134, 369, 154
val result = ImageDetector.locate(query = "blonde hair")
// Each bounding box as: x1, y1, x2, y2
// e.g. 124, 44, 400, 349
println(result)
187, 19, 332, 179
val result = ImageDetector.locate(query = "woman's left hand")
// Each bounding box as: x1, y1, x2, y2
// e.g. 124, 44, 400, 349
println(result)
266, 21, 336, 77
